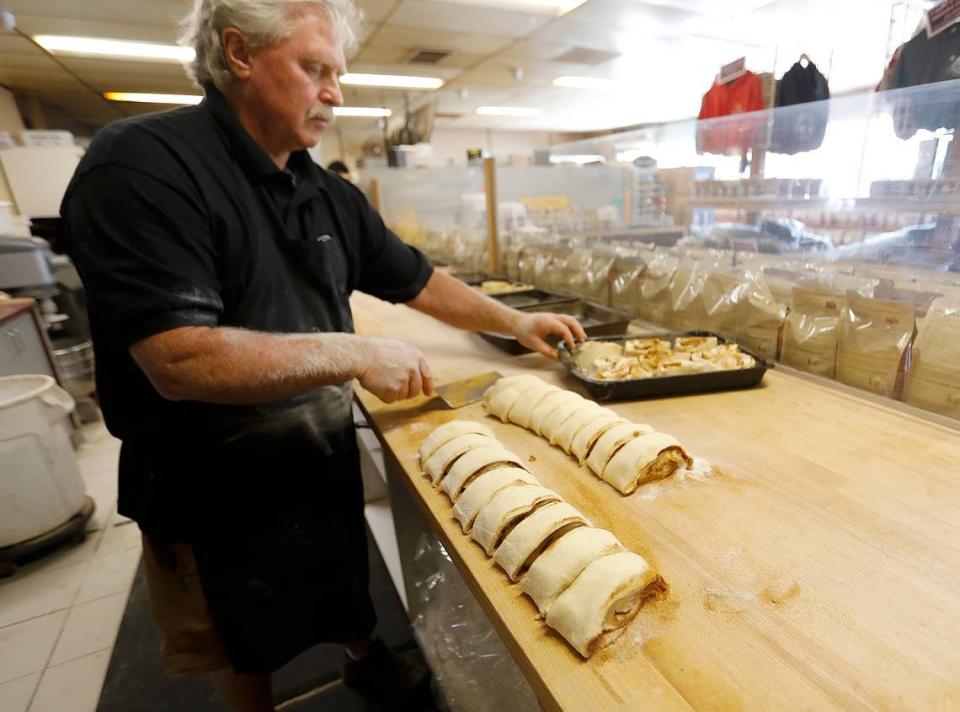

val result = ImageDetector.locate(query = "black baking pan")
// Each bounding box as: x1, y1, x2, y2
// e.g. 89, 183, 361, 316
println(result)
451, 271, 496, 285
480, 301, 631, 355
489, 289, 579, 309
557, 331, 770, 401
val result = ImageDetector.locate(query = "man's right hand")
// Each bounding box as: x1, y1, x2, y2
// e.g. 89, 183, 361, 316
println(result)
357, 337, 433, 403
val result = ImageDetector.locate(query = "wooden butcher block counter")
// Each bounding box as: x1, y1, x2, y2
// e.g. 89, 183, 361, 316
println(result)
350, 291, 960, 711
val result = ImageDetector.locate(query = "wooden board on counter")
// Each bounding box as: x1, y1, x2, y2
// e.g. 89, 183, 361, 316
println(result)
350, 291, 960, 711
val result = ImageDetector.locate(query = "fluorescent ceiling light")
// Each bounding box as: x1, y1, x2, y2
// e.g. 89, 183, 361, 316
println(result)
553, 76, 620, 91
432, 0, 585, 16
332, 107, 392, 117
341, 73, 443, 89
549, 154, 605, 165
104, 92, 201, 104
476, 106, 542, 117
35, 35, 194, 62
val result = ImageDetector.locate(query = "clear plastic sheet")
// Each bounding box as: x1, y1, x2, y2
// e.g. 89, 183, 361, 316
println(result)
410, 533, 540, 712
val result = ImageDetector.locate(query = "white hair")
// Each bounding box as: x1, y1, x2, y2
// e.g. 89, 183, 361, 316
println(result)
180, 0, 362, 91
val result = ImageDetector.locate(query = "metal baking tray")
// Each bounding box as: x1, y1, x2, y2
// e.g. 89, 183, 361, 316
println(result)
480, 301, 631, 355
557, 331, 770, 401
490, 289, 579, 309
451, 271, 496, 285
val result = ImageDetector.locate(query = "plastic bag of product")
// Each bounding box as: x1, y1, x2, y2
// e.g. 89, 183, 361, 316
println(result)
411, 534, 539, 712
610, 255, 647, 314
531, 247, 557, 291
699, 267, 747, 339
637, 253, 679, 326
667, 259, 714, 331
781, 286, 844, 378
836, 291, 916, 398
561, 247, 596, 300
517, 245, 539, 285
904, 297, 960, 418
570, 249, 615, 304
735, 271, 786, 362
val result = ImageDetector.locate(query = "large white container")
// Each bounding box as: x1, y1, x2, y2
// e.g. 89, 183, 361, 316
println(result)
0, 375, 86, 548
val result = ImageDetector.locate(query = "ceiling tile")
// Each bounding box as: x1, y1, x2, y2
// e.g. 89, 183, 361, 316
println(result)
389, 0, 547, 37
356, 0, 399, 24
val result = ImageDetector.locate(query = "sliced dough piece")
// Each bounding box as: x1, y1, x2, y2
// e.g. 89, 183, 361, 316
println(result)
422, 433, 496, 484
507, 384, 561, 429
485, 380, 543, 421
520, 528, 624, 616
419, 420, 495, 464
493, 501, 590, 581
553, 405, 610, 452
584, 422, 655, 476
453, 468, 539, 533
540, 399, 589, 441
570, 415, 626, 463
440, 445, 527, 500
528, 391, 585, 436
602, 432, 692, 494
483, 374, 540, 403
504, 382, 556, 425
545, 551, 665, 658
471, 485, 560, 556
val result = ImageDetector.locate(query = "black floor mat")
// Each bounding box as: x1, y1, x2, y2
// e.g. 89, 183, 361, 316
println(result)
97, 526, 436, 712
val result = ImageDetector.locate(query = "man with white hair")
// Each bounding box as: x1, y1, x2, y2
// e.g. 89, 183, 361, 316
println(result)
60, 0, 584, 710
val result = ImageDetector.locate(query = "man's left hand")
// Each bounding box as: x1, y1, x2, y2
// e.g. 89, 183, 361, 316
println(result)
513, 312, 588, 359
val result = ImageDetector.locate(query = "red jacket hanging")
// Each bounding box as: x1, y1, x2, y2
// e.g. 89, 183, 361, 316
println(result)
696, 71, 766, 155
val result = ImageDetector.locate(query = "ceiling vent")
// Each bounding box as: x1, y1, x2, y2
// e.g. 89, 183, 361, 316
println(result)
552, 47, 620, 65
406, 48, 451, 65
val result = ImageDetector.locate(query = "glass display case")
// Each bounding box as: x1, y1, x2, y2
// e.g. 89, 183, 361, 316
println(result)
371, 79, 960, 420
359, 165, 488, 269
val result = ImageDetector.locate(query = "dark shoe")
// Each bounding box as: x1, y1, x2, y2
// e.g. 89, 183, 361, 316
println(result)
342, 638, 431, 705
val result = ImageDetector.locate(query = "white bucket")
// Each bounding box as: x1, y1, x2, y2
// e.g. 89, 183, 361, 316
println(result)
0, 375, 87, 548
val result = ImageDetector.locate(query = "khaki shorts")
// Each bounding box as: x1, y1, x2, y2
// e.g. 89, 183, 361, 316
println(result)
141, 533, 232, 676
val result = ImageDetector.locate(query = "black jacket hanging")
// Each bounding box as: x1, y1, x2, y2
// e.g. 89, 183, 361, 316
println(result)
770, 60, 830, 154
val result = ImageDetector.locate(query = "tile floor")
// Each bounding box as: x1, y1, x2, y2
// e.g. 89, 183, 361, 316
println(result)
0, 419, 407, 712
0, 423, 139, 712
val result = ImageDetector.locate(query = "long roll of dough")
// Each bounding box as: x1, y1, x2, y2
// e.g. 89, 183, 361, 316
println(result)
471, 484, 560, 556
545, 551, 664, 658
453, 468, 538, 533
584, 422, 654, 476
508, 385, 563, 429
440, 445, 527, 500
539, 399, 589, 441
601, 432, 692, 494
553, 405, 614, 453
418, 420, 495, 464
569, 415, 625, 463
529, 391, 586, 436
422, 433, 497, 484
482, 374, 539, 402
520, 527, 624, 616
485, 380, 545, 421
493, 501, 589, 581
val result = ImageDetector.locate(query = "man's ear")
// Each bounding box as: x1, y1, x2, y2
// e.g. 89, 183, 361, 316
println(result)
222, 27, 253, 80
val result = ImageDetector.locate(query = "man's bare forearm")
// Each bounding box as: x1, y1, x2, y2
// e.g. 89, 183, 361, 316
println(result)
405, 270, 521, 334
131, 326, 372, 405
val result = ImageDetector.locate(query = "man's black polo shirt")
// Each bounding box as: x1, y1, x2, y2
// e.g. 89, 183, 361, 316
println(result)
61, 86, 432, 539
